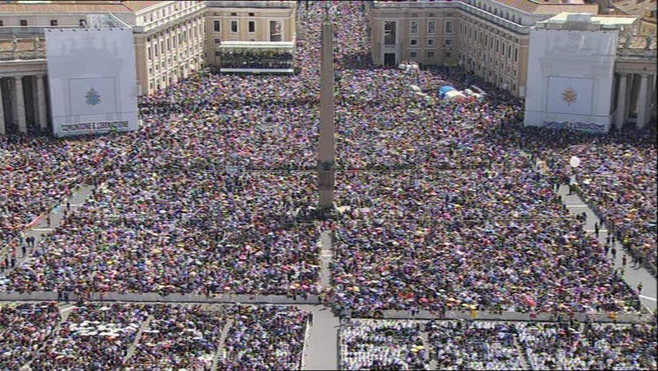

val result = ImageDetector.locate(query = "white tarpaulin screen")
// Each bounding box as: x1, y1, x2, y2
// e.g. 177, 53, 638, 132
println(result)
523, 27, 618, 132
69, 77, 118, 116
546, 76, 594, 116
45, 27, 138, 137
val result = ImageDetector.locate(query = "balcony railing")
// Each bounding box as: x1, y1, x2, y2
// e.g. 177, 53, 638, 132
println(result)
373, 0, 530, 34
207, 1, 297, 9
0, 51, 46, 61
0, 36, 46, 61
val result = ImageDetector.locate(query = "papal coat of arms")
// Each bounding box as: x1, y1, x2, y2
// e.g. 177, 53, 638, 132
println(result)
85, 88, 101, 106
561, 87, 577, 105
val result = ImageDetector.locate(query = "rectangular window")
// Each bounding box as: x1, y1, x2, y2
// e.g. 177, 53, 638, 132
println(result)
269, 20, 282, 41
427, 20, 436, 34
0, 21, 3, 27
514, 48, 518, 62
20, 19, 28, 26
50, 19, 58, 26
445, 51, 452, 58
444, 39, 452, 47
410, 21, 418, 35
384, 21, 396, 46
155, 44, 159, 56
214, 38, 222, 44
427, 38, 435, 47
231, 20, 238, 33
427, 51, 435, 58
248, 20, 255, 33
148, 47, 152, 60
167, 39, 171, 51
445, 20, 453, 34
410, 39, 418, 47
410, 51, 417, 58
213, 20, 220, 32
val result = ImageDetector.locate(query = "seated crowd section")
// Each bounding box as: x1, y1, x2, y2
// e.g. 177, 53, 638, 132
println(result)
340, 318, 657, 370
0, 1, 655, 370
0, 302, 308, 370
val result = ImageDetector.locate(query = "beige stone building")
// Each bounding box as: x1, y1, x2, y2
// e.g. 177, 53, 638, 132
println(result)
0, 0, 205, 134
0, 0, 300, 134
0, 1, 205, 96
606, 0, 657, 35
204, 1, 297, 71
369, 0, 600, 97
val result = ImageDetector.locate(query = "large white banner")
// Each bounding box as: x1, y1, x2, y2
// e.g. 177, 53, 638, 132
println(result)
524, 27, 618, 132
45, 28, 138, 137
546, 76, 594, 116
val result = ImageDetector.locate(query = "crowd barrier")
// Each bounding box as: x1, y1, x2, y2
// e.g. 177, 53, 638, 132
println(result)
0, 291, 652, 323
379, 309, 653, 323
0, 291, 320, 305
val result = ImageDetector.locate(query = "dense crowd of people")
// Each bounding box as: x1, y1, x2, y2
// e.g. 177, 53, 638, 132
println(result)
0, 1, 655, 368
340, 319, 428, 370
427, 320, 523, 370
128, 305, 224, 369
513, 126, 657, 276
0, 136, 123, 248
518, 320, 657, 369
0, 0, 654, 323
0, 302, 309, 370
0, 302, 60, 369
340, 319, 657, 370
219, 305, 308, 370
30, 303, 150, 369
220, 50, 295, 69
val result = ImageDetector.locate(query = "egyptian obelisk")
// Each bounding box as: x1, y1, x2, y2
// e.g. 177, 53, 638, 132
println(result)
318, 3, 335, 212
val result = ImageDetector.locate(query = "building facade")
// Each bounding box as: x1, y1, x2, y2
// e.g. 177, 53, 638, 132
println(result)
0, 1, 301, 134
0, 1, 206, 134
523, 13, 654, 133
203, 1, 297, 69
369, 0, 600, 97
0, 1, 205, 96
600, 0, 657, 35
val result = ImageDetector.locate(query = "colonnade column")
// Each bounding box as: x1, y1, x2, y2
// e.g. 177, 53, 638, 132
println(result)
636, 74, 649, 129
36, 74, 48, 130
615, 72, 628, 130
0, 80, 5, 136
13, 76, 27, 134
646, 74, 656, 122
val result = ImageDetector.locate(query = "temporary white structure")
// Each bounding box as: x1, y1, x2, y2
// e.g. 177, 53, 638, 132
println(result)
443, 90, 466, 101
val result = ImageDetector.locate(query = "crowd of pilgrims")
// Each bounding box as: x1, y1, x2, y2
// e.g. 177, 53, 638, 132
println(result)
2, 302, 655, 370
0, 0, 655, 319
340, 318, 657, 370
0, 302, 307, 370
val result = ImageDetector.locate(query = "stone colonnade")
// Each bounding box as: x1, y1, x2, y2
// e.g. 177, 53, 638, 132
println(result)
614, 71, 657, 130
0, 74, 48, 135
